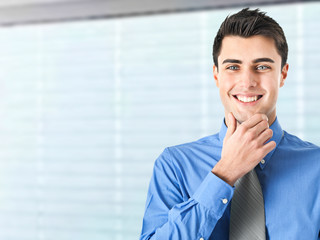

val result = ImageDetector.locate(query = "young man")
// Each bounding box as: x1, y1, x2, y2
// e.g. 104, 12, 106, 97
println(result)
140, 8, 320, 239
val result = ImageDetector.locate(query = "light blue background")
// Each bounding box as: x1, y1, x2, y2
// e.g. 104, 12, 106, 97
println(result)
0, 2, 319, 239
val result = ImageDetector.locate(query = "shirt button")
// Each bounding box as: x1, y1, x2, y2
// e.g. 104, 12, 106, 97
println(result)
261, 159, 265, 164
222, 198, 228, 204
199, 238, 204, 240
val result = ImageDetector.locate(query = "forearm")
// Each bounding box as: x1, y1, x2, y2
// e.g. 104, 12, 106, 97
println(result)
140, 172, 234, 240
142, 200, 218, 240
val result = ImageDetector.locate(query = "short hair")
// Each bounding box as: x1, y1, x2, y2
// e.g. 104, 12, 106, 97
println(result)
212, 8, 288, 69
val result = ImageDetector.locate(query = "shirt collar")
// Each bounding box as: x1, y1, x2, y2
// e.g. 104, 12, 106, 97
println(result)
218, 117, 283, 170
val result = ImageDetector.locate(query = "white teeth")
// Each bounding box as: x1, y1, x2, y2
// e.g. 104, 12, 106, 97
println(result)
237, 95, 258, 103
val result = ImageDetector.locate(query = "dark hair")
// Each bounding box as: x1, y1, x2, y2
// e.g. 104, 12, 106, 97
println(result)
213, 8, 288, 69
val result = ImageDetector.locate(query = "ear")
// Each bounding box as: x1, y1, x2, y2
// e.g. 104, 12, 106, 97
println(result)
213, 65, 219, 87
280, 63, 289, 88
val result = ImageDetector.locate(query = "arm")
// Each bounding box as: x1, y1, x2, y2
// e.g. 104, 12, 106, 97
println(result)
140, 148, 234, 240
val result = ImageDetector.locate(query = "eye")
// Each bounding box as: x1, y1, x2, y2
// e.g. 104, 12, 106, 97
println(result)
256, 65, 271, 70
226, 65, 239, 70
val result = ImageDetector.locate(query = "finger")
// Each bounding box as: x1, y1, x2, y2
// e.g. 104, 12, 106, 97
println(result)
225, 112, 236, 140
249, 119, 269, 138
260, 140, 276, 158
257, 128, 273, 146
241, 113, 268, 129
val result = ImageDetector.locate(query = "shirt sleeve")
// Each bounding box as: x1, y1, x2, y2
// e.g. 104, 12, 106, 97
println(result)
139, 148, 234, 240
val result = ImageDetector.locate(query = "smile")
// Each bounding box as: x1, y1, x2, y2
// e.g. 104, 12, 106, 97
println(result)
233, 95, 263, 103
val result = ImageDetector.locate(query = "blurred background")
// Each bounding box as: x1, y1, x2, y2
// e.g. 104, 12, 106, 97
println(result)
0, 0, 319, 239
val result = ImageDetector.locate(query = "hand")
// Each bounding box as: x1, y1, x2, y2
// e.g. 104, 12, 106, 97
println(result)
211, 113, 276, 186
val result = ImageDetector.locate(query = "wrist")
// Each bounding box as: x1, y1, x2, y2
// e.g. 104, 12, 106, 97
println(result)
211, 162, 237, 187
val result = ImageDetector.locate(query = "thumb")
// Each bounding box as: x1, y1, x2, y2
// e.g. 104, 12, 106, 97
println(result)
225, 112, 236, 140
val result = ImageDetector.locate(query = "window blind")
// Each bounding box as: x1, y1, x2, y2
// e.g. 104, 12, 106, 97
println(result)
0, 2, 319, 239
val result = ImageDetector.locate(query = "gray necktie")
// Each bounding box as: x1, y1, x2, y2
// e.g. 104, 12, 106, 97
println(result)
229, 168, 266, 240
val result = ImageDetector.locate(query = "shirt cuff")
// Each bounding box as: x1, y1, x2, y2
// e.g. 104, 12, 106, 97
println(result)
192, 171, 234, 217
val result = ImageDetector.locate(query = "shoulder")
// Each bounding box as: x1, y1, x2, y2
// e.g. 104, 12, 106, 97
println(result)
281, 131, 320, 158
166, 133, 220, 158
283, 131, 320, 149
155, 133, 221, 168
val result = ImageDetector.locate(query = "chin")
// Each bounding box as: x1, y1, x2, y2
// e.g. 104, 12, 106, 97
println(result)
234, 112, 255, 124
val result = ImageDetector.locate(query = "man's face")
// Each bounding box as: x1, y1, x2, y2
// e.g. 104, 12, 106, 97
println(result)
213, 35, 289, 125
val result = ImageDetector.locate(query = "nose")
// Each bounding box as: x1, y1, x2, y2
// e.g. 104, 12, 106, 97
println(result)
238, 70, 257, 88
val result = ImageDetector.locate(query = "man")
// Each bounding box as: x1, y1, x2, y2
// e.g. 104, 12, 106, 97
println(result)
140, 8, 320, 239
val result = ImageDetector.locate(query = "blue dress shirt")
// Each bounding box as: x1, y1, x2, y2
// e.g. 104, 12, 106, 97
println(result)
140, 118, 320, 240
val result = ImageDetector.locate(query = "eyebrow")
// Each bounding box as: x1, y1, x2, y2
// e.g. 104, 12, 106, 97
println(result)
222, 57, 275, 65
222, 59, 242, 64
252, 58, 275, 63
